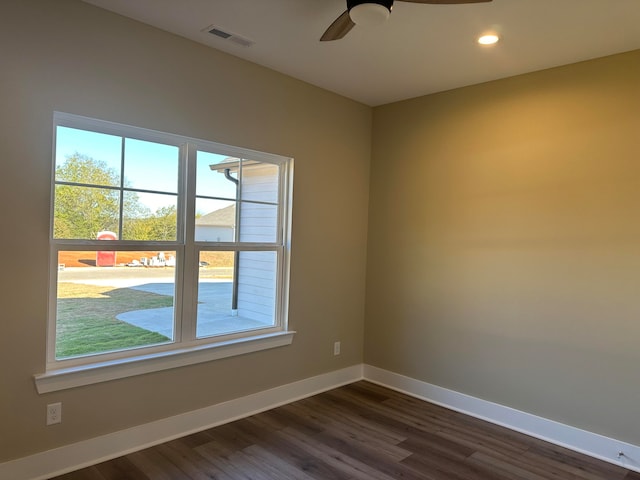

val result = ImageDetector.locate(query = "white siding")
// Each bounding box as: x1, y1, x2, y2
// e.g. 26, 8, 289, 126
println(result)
241, 163, 279, 203
239, 204, 278, 241
239, 162, 279, 243
236, 251, 276, 325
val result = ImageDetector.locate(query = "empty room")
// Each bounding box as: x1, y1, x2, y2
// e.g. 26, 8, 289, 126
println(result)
1, 1, 639, 479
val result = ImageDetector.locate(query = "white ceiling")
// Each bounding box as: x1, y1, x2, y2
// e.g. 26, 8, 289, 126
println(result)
83, 0, 640, 106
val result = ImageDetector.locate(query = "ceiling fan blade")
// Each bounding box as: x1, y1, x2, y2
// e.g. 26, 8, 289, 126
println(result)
398, 0, 492, 3
320, 10, 355, 42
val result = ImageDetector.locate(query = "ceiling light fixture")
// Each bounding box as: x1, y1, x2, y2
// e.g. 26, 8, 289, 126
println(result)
348, 1, 393, 27
478, 33, 500, 45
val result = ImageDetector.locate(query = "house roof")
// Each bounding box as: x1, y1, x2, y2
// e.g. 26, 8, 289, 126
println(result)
195, 204, 235, 227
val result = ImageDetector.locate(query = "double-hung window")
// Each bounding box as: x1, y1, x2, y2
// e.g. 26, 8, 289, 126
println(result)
39, 112, 293, 391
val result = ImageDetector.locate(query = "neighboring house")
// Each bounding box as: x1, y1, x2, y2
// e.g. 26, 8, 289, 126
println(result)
196, 159, 280, 323
195, 159, 280, 243
195, 204, 235, 242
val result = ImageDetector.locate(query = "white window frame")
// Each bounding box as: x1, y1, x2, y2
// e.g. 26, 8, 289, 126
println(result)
35, 112, 294, 393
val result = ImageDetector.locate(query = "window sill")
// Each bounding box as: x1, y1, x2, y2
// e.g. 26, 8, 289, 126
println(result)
34, 331, 295, 394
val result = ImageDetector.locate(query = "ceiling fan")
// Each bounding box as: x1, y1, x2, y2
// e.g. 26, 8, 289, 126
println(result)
320, 0, 493, 41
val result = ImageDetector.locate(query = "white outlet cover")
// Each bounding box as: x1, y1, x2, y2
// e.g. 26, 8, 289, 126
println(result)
47, 402, 62, 425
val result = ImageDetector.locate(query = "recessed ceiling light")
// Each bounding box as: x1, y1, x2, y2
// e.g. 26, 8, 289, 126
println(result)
478, 33, 500, 45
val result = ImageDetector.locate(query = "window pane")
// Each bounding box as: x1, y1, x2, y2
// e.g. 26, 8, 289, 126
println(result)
53, 185, 119, 239
241, 160, 280, 204
196, 151, 238, 200
122, 191, 178, 241
124, 138, 179, 193
239, 202, 278, 243
196, 250, 276, 339
56, 250, 176, 360
195, 198, 235, 242
237, 250, 277, 325
55, 127, 122, 187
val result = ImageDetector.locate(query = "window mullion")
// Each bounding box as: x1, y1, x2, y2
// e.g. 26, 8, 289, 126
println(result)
235, 158, 243, 243
118, 136, 125, 239
179, 142, 198, 342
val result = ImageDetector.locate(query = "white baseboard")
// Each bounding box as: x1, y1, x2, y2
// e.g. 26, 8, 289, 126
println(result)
0, 365, 364, 480
363, 364, 640, 474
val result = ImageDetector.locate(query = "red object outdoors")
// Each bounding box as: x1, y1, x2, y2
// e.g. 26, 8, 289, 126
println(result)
96, 231, 117, 267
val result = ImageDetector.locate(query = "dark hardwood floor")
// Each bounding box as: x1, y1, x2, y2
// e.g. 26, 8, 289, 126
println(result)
51, 381, 640, 480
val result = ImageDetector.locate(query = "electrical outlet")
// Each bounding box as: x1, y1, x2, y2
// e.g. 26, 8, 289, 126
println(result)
47, 402, 62, 425
334, 341, 341, 356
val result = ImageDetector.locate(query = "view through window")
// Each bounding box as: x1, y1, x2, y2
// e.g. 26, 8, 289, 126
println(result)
49, 113, 292, 368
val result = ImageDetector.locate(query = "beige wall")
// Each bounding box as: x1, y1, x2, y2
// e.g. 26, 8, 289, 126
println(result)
366, 50, 640, 445
0, 1, 370, 462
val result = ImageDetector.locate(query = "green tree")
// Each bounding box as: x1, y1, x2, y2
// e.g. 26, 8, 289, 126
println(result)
54, 153, 121, 239
123, 205, 177, 241
149, 205, 177, 241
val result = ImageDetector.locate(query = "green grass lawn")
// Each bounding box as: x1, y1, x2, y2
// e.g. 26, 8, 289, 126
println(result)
56, 282, 173, 359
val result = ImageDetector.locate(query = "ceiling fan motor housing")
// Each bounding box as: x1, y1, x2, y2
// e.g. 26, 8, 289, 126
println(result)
347, 0, 394, 26
347, 0, 394, 10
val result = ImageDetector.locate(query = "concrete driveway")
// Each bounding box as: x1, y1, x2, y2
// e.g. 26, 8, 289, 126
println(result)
119, 281, 270, 338
59, 267, 272, 338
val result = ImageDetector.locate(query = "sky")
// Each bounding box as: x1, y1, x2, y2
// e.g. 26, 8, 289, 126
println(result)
55, 126, 239, 215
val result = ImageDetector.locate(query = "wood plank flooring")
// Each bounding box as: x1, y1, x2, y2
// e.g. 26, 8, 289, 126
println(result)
51, 381, 640, 480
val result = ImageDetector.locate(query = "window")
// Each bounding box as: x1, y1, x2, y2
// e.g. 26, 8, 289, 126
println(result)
42, 112, 293, 387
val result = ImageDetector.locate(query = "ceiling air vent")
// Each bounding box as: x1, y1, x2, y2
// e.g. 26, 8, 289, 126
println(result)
203, 25, 255, 48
